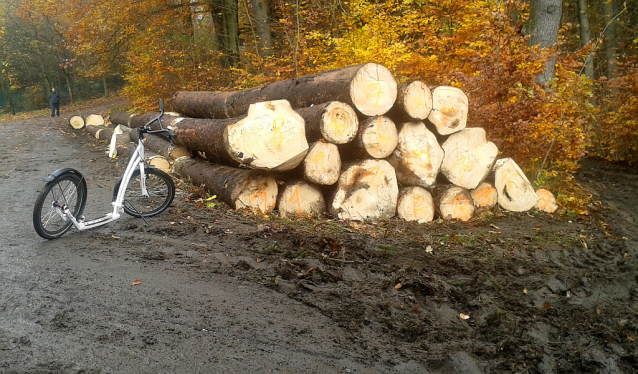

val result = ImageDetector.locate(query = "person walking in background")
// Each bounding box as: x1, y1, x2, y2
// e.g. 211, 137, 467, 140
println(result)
49, 88, 60, 117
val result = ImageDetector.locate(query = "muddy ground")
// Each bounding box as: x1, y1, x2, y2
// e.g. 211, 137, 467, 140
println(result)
1, 102, 637, 373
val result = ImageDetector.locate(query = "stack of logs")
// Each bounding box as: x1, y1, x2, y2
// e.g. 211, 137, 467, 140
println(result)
74, 63, 559, 222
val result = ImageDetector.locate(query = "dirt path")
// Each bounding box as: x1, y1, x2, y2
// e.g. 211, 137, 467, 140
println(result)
1, 108, 637, 373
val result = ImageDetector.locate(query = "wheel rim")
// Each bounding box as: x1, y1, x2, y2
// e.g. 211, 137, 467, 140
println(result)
38, 179, 81, 235
125, 173, 170, 214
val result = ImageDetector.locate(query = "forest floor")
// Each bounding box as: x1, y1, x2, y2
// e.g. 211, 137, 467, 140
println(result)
1, 99, 637, 373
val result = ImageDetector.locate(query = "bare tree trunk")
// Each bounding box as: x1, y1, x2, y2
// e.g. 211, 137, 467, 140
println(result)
212, 0, 240, 66
577, 0, 594, 79
528, 0, 563, 84
65, 75, 74, 104
250, 0, 274, 57
603, 0, 619, 79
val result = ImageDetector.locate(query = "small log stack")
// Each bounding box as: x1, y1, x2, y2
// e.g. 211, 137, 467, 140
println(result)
96, 62, 555, 220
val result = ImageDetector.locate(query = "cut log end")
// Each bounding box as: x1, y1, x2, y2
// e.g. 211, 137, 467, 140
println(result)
535, 189, 558, 213
148, 155, 171, 173
360, 116, 398, 159
331, 159, 398, 221
225, 100, 309, 171
471, 182, 498, 209
427, 86, 468, 135
234, 175, 278, 214
304, 141, 341, 185
392, 121, 443, 188
494, 158, 539, 212
398, 81, 433, 120
350, 63, 398, 116
441, 127, 498, 190
277, 181, 327, 218
321, 102, 359, 144
436, 186, 475, 221
69, 116, 85, 129
397, 186, 435, 223
85, 114, 105, 127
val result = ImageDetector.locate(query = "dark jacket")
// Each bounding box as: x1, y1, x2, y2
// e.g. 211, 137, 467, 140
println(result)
49, 91, 61, 105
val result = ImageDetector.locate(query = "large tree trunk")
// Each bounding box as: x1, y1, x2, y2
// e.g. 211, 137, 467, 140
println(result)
528, 0, 562, 84
302, 140, 341, 186
388, 121, 444, 189
440, 128, 498, 190
110, 112, 140, 127
577, 0, 594, 79
339, 116, 398, 160
603, 0, 619, 79
329, 159, 398, 221
296, 101, 359, 144
174, 157, 278, 213
276, 180, 326, 217
427, 86, 468, 136
493, 158, 539, 212
129, 130, 192, 160
396, 186, 435, 223
250, 0, 274, 57
385, 81, 432, 124
172, 63, 397, 118
434, 185, 475, 221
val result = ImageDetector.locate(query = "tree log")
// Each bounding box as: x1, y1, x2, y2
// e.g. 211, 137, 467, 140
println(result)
329, 159, 398, 221
170, 100, 308, 171
276, 180, 327, 218
109, 112, 139, 127
69, 116, 84, 129
303, 140, 341, 185
434, 185, 475, 221
339, 116, 398, 160
427, 86, 468, 135
85, 114, 105, 127
396, 186, 435, 223
386, 81, 432, 123
129, 129, 192, 160
440, 128, 498, 190
470, 182, 498, 209
388, 121, 443, 189
296, 101, 358, 144
493, 158, 539, 212
86, 125, 113, 141
172, 63, 397, 118
173, 157, 278, 213
148, 155, 171, 173
535, 189, 558, 213
108, 125, 132, 158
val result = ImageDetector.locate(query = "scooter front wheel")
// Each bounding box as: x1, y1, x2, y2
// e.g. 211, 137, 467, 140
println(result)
33, 173, 87, 239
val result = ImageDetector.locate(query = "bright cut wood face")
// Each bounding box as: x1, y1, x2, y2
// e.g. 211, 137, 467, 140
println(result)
441, 128, 498, 190
391, 121, 443, 189
493, 158, 539, 212
397, 186, 435, 223
349, 63, 398, 116
427, 86, 468, 135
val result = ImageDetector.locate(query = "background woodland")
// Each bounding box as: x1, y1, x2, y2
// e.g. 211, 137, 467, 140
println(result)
1, 0, 637, 202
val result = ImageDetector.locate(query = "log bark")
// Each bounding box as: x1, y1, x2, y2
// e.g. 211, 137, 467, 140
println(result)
470, 181, 498, 209
493, 158, 538, 212
172, 63, 397, 118
535, 189, 558, 213
173, 157, 278, 213
109, 112, 139, 127
296, 101, 359, 144
170, 100, 309, 171
302, 140, 341, 186
85, 114, 105, 127
434, 185, 475, 221
276, 180, 327, 218
86, 125, 113, 141
427, 86, 468, 135
69, 116, 84, 129
339, 116, 398, 160
329, 159, 398, 221
440, 128, 498, 190
386, 81, 432, 123
388, 121, 443, 189
396, 186, 435, 223
129, 129, 192, 160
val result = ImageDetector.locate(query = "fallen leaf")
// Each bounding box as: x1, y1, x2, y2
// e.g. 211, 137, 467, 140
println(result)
132, 280, 141, 285
412, 305, 420, 312
394, 283, 402, 290
426, 245, 433, 253
111, 235, 120, 239
543, 302, 553, 309
523, 288, 528, 294
205, 195, 217, 201
307, 267, 316, 274
490, 224, 499, 229
460, 313, 470, 320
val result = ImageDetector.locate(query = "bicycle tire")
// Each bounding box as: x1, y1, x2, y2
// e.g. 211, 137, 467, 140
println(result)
33, 173, 87, 239
113, 167, 175, 217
